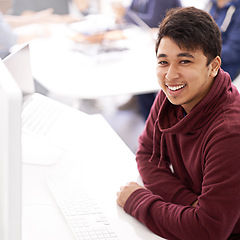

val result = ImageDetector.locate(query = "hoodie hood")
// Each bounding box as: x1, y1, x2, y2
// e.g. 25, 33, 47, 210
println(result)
148, 69, 235, 165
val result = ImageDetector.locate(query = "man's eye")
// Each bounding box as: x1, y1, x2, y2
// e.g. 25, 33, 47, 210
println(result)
158, 61, 168, 65
180, 60, 191, 64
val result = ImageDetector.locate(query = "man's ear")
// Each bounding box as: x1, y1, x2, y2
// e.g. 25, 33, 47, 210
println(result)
210, 56, 221, 77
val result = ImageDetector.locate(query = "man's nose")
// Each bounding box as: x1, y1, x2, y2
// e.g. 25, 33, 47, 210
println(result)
166, 65, 179, 80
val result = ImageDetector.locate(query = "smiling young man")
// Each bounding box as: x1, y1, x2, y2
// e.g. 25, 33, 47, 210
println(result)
116, 7, 240, 240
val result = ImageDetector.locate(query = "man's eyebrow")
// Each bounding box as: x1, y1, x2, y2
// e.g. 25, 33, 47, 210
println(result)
157, 53, 167, 58
157, 52, 195, 58
177, 53, 195, 58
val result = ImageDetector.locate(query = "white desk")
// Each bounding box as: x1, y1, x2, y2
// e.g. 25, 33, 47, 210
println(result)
22, 113, 165, 240
233, 74, 240, 92
29, 25, 160, 100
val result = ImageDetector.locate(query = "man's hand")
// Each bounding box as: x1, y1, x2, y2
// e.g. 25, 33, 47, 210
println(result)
116, 182, 144, 208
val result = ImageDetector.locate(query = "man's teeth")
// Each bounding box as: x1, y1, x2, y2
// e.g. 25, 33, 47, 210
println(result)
167, 85, 186, 91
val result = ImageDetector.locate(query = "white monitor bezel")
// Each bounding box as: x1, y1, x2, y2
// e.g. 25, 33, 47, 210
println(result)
0, 59, 22, 240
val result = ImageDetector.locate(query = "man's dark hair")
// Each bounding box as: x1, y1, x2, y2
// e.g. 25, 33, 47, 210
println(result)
156, 7, 222, 65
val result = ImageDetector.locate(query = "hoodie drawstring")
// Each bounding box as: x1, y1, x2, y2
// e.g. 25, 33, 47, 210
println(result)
149, 117, 167, 168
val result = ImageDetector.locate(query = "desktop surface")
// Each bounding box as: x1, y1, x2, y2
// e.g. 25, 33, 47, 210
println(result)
22, 113, 165, 240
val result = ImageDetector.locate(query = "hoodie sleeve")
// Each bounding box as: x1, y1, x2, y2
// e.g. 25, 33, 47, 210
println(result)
136, 91, 198, 206
126, 131, 240, 240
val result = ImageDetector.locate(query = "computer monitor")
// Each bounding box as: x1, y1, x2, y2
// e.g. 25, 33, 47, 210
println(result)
0, 59, 22, 240
3, 43, 35, 95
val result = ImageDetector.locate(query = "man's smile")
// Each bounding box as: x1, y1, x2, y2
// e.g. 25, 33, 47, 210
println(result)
165, 84, 186, 91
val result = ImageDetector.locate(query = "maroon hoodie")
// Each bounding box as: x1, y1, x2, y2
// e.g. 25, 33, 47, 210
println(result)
124, 69, 240, 240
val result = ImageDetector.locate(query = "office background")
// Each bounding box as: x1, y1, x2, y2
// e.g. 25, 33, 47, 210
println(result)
0, 0, 230, 154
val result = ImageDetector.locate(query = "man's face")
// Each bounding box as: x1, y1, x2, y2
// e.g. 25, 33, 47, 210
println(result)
156, 37, 216, 113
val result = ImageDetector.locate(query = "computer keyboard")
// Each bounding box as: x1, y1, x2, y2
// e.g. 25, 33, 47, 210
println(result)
22, 95, 64, 136
47, 175, 119, 240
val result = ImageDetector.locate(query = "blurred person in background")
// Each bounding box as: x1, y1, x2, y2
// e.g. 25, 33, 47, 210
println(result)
0, 10, 16, 58
113, 0, 181, 28
0, 8, 60, 58
3, 8, 76, 28
206, 0, 240, 80
113, 0, 182, 120
0, 0, 90, 58
0, 0, 11, 13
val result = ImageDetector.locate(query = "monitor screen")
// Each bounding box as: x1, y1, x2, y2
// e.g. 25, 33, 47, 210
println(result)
3, 44, 35, 95
0, 59, 22, 240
